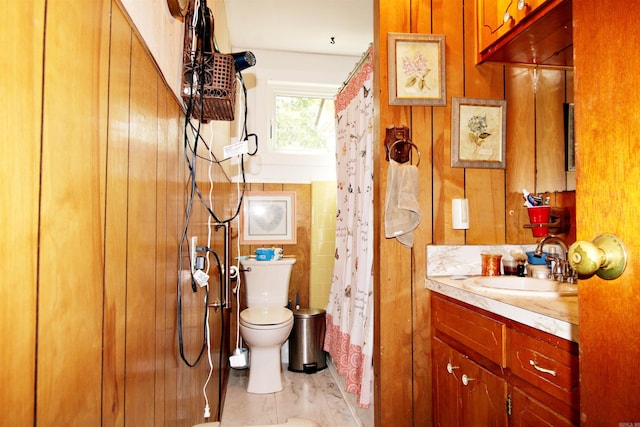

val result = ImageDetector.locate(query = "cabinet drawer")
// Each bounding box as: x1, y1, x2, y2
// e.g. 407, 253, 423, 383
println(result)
510, 387, 575, 427
432, 296, 506, 367
508, 329, 579, 406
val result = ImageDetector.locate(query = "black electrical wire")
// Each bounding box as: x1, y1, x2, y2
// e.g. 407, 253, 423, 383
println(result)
176, 0, 212, 368
176, 0, 258, 377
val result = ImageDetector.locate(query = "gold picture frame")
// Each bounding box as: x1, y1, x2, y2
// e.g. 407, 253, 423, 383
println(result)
240, 191, 297, 245
451, 97, 507, 169
388, 33, 446, 106
564, 102, 575, 172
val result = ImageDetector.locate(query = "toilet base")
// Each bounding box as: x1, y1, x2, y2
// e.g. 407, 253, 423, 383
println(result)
247, 346, 284, 394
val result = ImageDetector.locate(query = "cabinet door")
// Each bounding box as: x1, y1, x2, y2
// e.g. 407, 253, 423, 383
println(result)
433, 338, 460, 426
510, 387, 575, 427
433, 338, 508, 427
458, 355, 508, 427
477, 0, 516, 53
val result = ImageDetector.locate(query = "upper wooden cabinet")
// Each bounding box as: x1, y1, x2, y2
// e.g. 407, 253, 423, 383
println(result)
477, 0, 573, 66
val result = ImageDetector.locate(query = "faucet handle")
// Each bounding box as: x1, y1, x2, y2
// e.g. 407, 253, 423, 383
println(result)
568, 233, 627, 280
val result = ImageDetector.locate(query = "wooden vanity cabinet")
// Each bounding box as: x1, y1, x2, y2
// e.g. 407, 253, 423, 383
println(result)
433, 338, 508, 426
432, 294, 579, 426
476, 0, 573, 66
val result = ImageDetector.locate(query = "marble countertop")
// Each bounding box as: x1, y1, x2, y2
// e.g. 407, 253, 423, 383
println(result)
426, 276, 579, 343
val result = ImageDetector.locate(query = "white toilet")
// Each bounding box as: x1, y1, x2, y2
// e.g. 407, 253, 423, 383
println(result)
239, 258, 296, 394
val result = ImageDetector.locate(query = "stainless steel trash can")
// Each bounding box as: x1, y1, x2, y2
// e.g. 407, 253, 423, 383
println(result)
288, 308, 327, 373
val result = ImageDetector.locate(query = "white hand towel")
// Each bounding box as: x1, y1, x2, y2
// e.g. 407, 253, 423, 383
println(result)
384, 160, 421, 248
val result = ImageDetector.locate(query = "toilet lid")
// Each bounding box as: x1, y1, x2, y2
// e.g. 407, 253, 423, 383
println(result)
240, 307, 293, 326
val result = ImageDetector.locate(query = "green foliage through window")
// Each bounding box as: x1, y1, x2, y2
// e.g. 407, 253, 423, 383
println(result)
272, 92, 336, 154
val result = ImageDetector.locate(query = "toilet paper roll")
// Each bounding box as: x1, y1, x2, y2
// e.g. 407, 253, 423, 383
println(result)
452, 198, 469, 229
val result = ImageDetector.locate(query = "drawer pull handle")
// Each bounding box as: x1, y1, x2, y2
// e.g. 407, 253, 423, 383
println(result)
461, 374, 474, 386
529, 359, 557, 377
446, 363, 458, 374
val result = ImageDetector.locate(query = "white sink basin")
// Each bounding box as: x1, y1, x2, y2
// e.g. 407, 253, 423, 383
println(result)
464, 276, 578, 297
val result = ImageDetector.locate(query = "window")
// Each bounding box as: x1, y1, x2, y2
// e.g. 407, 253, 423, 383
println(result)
268, 81, 338, 157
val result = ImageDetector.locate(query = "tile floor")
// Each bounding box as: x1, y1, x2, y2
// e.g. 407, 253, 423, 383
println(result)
221, 360, 373, 427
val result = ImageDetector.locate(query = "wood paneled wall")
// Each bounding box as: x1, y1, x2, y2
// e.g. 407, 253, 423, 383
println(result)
373, 0, 574, 425
0, 1, 44, 425
0, 1, 232, 426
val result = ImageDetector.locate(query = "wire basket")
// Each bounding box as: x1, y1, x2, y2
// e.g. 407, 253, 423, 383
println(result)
181, 11, 236, 122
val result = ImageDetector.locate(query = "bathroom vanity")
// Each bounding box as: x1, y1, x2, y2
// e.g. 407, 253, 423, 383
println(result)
427, 277, 579, 426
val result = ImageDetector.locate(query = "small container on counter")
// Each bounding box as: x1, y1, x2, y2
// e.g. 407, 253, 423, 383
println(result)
528, 264, 552, 279
502, 258, 518, 276
481, 253, 502, 276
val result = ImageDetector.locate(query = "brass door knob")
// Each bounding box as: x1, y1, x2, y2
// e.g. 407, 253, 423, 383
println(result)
568, 233, 627, 279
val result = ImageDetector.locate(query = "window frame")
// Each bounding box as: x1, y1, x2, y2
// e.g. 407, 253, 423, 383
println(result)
264, 80, 338, 167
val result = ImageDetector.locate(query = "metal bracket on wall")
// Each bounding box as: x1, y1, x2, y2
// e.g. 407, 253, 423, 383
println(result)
385, 125, 420, 166
384, 125, 411, 163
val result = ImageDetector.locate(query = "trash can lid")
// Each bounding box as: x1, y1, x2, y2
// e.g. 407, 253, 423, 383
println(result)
293, 308, 326, 319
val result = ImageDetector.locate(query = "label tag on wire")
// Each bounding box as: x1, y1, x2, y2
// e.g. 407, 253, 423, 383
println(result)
193, 269, 209, 287
223, 139, 249, 159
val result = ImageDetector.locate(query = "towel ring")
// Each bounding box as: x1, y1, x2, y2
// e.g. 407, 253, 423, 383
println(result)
388, 139, 421, 167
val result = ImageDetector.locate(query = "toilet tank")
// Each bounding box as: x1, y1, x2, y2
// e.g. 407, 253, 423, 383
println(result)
239, 258, 296, 307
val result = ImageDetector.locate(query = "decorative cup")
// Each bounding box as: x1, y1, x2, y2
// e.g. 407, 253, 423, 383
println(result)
481, 253, 503, 276
527, 206, 551, 237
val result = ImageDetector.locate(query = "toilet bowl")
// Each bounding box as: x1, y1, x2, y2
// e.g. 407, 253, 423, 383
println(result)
193, 417, 320, 427
238, 258, 296, 394
239, 307, 294, 393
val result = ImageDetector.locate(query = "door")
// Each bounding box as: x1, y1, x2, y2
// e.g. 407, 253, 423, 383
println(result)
433, 338, 460, 426
573, 0, 640, 423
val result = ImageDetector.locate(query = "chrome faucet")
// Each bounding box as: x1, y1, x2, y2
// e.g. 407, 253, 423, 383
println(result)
534, 235, 577, 284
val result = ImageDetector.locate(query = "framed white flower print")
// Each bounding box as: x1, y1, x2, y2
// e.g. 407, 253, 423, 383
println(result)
451, 97, 507, 169
387, 33, 446, 106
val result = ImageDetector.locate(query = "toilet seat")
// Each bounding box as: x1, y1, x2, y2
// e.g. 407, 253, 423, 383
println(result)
240, 307, 293, 329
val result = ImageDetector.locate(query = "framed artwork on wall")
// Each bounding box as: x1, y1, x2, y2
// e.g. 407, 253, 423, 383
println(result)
564, 102, 575, 172
451, 97, 507, 169
387, 33, 446, 106
240, 191, 297, 245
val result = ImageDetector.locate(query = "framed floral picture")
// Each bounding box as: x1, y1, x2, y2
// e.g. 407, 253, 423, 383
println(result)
451, 97, 507, 169
388, 33, 446, 106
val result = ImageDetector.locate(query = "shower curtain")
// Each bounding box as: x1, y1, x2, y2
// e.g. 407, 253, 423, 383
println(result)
324, 46, 374, 408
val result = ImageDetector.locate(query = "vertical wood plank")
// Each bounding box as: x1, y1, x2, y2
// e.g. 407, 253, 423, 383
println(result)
103, 4, 132, 426
411, 1, 436, 425
37, 0, 110, 424
505, 68, 537, 244
536, 69, 566, 192
125, 36, 159, 425
433, 0, 466, 246
155, 78, 169, 427
464, 0, 505, 245
164, 92, 182, 427
0, 2, 44, 425
374, 0, 414, 425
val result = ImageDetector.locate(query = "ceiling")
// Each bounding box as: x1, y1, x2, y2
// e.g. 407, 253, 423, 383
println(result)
224, 0, 373, 57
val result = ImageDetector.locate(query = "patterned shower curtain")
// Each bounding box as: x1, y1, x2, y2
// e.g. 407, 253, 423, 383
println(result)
324, 47, 374, 408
